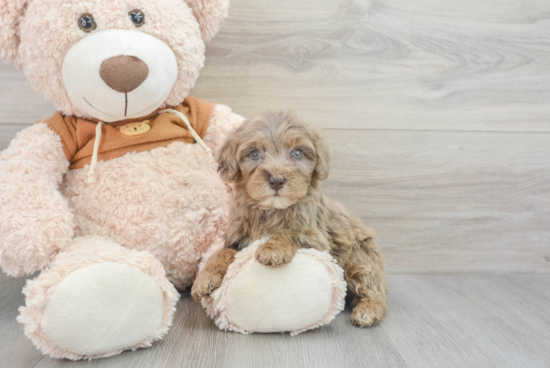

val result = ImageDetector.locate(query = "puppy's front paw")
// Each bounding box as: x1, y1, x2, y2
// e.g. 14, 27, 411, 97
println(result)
351, 299, 386, 327
255, 239, 297, 268
191, 270, 224, 302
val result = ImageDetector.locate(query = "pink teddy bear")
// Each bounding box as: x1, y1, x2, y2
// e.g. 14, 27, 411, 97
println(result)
0, 0, 346, 361
0, 0, 242, 360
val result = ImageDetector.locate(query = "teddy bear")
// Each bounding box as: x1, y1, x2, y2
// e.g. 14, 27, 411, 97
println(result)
0, 0, 347, 361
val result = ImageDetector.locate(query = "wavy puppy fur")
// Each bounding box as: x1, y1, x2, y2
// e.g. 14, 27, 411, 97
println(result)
193, 111, 388, 327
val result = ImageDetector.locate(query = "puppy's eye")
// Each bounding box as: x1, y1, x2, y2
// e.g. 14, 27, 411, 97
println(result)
79, 14, 97, 33
291, 149, 303, 160
250, 150, 261, 161
129, 10, 145, 27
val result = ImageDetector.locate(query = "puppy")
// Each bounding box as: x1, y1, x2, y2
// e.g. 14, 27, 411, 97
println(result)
191, 111, 387, 327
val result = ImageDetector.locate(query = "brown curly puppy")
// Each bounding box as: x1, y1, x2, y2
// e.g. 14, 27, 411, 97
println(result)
192, 111, 388, 327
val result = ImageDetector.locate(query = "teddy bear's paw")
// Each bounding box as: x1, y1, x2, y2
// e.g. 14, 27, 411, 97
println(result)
350, 299, 387, 327
191, 269, 225, 302
37, 263, 167, 358
206, 245, 348, 335
18, 238, 179, 360
254, 240, 297, 268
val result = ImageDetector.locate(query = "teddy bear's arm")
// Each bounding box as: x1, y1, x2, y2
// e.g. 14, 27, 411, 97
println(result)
0, 123, 74, 276
203, 104, 245, 159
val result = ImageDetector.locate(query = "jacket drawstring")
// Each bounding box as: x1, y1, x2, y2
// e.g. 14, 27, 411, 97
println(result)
160, 109, 213, 156
86, 110, 211, 185
86, 121, 103, 184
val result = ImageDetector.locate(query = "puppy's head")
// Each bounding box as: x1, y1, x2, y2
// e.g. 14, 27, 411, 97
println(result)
218, 111, 331, 210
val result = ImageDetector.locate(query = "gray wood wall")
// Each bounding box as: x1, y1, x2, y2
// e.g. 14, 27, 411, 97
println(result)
1, 0, 549, 273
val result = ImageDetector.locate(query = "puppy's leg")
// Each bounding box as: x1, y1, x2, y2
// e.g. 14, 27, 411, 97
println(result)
191, 248, 237, 302
255, 231, 298, 268
345, 238, 388, 327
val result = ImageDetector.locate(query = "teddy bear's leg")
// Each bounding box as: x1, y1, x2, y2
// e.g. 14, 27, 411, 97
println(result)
17, 236, 179, 361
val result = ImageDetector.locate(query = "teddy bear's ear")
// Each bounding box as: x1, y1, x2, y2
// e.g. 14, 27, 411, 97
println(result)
0, 0, 28, 65
184, 0, 230, 41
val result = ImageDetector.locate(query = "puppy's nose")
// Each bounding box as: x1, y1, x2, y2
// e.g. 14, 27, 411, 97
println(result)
268, 176, 286, 191
100, 55, 149, 93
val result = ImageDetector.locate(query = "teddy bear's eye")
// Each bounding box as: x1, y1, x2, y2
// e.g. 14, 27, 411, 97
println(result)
78, 14, 97, 33
129, 10, 145, 27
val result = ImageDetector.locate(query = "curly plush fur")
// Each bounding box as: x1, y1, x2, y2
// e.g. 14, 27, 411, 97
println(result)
0, 0, 228, 118
0, 0, 241, 360
0, 105, 243, 289
0, 123, 74, 276
59, 105, 243, 290
193, 111, 388, 327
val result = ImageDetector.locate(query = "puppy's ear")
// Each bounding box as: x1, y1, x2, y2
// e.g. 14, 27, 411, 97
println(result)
311, 128, 332, 181
0, 0, 28, 65
184, 0, 229, 41
217, 134, 241, 182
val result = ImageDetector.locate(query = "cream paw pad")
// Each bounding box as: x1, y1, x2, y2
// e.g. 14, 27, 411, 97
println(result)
201, 238, 347, 336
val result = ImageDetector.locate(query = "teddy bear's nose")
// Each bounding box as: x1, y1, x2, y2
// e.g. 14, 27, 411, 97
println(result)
100, 55, 149, 93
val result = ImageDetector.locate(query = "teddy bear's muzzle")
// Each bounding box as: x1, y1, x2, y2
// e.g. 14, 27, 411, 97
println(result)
62, 29, 178, 123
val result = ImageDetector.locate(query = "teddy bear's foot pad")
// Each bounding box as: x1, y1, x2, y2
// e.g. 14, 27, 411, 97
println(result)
18, 236, 179, 360
202, 239, 347, 336
40, 262, 165, 356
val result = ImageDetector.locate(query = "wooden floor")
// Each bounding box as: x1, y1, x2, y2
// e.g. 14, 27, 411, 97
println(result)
1, 273, 549, 368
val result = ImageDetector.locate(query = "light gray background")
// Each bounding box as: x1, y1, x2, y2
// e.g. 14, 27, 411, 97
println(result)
1, 0, 549, 367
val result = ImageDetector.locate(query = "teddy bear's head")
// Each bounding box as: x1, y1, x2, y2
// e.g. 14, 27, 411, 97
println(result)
0, 0, 228, 122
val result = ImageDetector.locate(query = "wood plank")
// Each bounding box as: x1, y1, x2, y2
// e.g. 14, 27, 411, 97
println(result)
1, 0, 550, 132
191, 0, 550, 132
1, 0, 549, 272
0, 64, 55, 126
0, 275, 46, 368
0, 124, 30, 151
384, 274, 550, 367
323, 129, 550, 273
2, 126, 549, 273
0, 273, 544, 367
